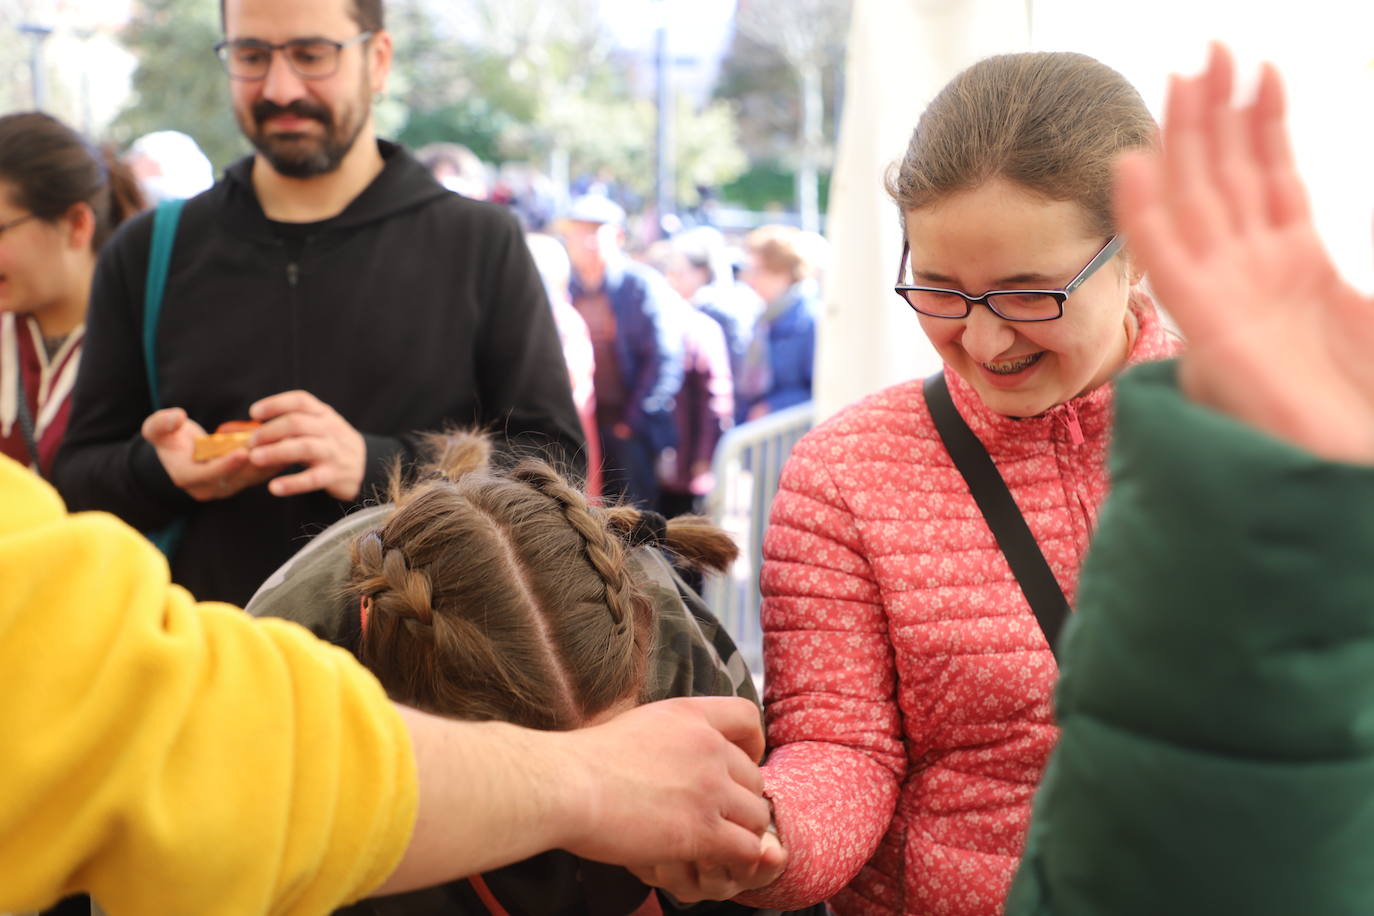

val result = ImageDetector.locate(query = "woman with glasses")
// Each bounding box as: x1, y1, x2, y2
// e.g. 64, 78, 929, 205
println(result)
0, 112, 143, 480
635, 53, 1182, 914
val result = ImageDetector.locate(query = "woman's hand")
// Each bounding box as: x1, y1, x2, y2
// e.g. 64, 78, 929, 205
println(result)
629, 828, 787, 902
1114, 43, 1374, 463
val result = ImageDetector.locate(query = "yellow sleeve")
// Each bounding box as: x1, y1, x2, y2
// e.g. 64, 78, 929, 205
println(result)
0, 456, 418, 915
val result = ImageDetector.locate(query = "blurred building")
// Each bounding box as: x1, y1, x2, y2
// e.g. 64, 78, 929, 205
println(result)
3, 1, 137, 134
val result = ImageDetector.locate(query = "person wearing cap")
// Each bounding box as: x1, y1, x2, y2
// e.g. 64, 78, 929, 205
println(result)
123, 130, 216, 205
414, 141, 490, 200
558, 192, 685, 508
525, 231, 602, 499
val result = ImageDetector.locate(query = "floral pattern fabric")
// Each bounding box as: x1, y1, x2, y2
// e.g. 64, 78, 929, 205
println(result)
740, 299, 1181, 916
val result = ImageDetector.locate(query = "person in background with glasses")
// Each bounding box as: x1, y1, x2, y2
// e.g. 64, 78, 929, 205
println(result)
634, 53, 1183, 914
53, 0, 584, 608
0, 112, 144, 482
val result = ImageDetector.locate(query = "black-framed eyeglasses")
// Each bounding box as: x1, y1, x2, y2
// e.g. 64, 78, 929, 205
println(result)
894, 235, 1123, 322
213, 31, 373, 81
0, 213, 38, 237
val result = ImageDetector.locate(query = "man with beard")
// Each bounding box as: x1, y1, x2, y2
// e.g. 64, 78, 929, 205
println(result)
53, 0, 584, 606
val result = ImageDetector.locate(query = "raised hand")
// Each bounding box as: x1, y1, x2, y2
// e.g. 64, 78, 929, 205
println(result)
1114, 43, 1374, 463
248, 390, 367, 500
141, 407, 281, 501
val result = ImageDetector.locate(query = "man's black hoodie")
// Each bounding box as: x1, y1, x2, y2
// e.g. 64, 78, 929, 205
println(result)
56, 142, 584, 606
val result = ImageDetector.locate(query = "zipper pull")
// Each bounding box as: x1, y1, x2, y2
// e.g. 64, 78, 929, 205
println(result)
1062, 401, 1085, 447
287, 262, 299, 287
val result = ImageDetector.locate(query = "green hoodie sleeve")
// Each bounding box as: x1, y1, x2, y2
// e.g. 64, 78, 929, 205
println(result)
0, 456, 417, 916
1008, 360, 1374, 916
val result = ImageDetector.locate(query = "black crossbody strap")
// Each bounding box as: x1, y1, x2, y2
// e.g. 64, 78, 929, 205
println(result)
924, 372, 1068, 657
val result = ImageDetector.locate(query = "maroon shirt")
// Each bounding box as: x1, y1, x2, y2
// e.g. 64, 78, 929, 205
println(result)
0, 312, 83, 478
572, 285, 628, 428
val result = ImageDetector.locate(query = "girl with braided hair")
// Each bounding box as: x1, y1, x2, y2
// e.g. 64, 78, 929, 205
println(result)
246, 429, 768, 915
349, 432, 741, 732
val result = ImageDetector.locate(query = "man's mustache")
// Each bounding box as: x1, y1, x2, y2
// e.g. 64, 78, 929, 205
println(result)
252, 99, 332, 129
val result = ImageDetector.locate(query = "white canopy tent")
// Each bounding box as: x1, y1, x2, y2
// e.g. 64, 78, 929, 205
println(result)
816, 0, 1032, 420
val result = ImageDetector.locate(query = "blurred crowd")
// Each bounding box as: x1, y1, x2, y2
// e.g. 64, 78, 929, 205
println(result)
2, 116, 821, 528
416, 137, 827, 518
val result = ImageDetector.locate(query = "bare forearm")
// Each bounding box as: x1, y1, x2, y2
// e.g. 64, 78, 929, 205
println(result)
373, 708, 576, 894
373, 697, 772, 896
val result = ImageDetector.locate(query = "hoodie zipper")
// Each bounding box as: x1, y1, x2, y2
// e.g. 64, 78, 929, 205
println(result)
285, 247, 304, 389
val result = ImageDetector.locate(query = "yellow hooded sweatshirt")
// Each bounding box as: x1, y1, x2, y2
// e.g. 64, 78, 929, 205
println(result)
0, 455, 416, 914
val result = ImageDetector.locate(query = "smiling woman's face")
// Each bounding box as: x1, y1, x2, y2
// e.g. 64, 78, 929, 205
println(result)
905, 177, 1135, 418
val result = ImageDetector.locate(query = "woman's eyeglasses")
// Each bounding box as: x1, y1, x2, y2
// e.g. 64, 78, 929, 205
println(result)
894, 235, 1123, 322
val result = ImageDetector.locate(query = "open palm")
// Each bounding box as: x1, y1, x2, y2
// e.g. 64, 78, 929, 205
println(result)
1115, 43, 1374, 463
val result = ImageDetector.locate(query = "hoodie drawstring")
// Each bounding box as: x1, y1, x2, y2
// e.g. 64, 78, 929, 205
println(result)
1059, 400, 1085, 447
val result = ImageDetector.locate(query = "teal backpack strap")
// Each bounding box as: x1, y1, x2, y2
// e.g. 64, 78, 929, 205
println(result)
143, 198, 184, 406
144, 198, 187, 558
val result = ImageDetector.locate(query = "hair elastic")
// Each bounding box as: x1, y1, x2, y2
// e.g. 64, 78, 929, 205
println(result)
627, 510, 669, 547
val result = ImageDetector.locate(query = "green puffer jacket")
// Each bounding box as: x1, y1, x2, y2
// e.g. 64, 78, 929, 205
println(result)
1007, 360, 1374, 916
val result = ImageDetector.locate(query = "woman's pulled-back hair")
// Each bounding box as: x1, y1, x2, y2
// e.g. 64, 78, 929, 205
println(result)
0, 111, 144, 251
350, 431, 738, 730
885, 52, 1156, 236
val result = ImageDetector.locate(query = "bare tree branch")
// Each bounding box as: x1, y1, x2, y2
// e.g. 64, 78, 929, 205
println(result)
734, 0, 851, 73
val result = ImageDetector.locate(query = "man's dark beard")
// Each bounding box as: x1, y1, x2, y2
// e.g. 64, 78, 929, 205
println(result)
246, 98, 364, 178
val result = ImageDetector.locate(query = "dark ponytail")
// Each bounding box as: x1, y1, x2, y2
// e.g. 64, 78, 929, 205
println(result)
0, 111, 145, 252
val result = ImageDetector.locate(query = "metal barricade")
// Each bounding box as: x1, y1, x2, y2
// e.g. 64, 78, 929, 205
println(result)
702, 401, 815, 676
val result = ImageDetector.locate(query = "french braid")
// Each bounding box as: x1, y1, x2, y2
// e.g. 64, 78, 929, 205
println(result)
510, 460, 641, 631
347, 437, 666, 730
352, 530, 434, 627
